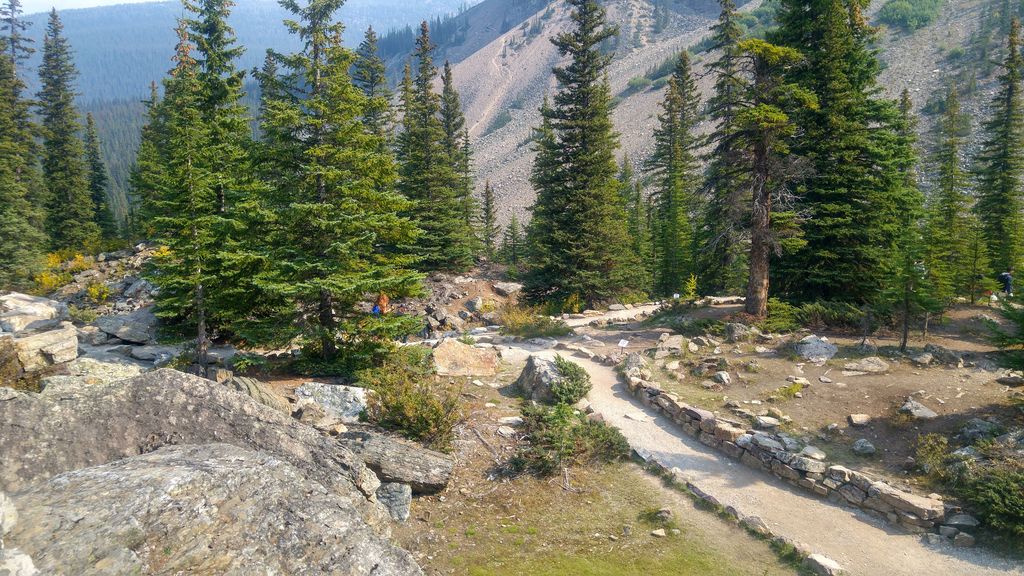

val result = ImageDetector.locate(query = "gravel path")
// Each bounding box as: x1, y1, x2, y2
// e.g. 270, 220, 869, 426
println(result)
500, 315, 1023, 576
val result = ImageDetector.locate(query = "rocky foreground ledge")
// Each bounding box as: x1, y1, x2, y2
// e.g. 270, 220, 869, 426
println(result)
0, 369, 427, 575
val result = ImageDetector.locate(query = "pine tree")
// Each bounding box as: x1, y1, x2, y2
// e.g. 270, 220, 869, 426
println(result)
84, 113, 119, 239
648, 52, 700, 297
699, 0, 749, 294
396, 23, 475, 271
0, 51, 46, 287
974, 18, 1024, 276
618, 157, 653, 292
130, 81, 165, 239
501, 211, 523, 271
733, 39, 817, 317
480, 180, 498, 259
257, 0, 421, 365
142, 23, 222, 366
353, 26, 392, 142
0, 0, 32, 70
925, 85, 978, 307
440, 60, 477, 241
523, 0, 643, 306
773, 0, 920, 302
38, 9, 99, 250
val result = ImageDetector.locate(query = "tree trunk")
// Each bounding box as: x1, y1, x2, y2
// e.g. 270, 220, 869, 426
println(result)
899, 285, 910, 353
319, 289, 337, 361
196, 283, 209, 369
745, 139, 770, 318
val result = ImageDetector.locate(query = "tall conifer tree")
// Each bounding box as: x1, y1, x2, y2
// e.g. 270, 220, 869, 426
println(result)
618, 157, 653, 292
773, 0, 918, 302
648, 52, 700, 297
396, 23, 475, 270
480, 180, 497, 259
0, 51, 46, 286
1, 0, 32, 70
353, 26, 392, 142
84, 113, 119, 239
524, 0, 643, 306
38, 9, 99, 250
974, 18, 1024, 275
257, 0, 421, 364
700, 0, 749, 294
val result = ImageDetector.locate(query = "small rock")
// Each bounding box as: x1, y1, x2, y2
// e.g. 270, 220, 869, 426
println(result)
650, 528, 666, 538
755, 416, 781, 430
843, 357, 890, 374
713, 371, 731, 385
952, 532, 976, 548
848, 414, 870, 427
654, 508, 673, 522
801, 446, 827, 460
496, 426, 516, 438
899, 398, 938, 420
944, 513, 980, 528
376, 482, 412, 523
498, 416, 524, 426
852, 438, 876, 455
939, 525, 959, 538
803, 553, 845, 576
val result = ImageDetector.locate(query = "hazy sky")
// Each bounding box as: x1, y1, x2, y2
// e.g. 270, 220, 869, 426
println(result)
23, 0, 160, 15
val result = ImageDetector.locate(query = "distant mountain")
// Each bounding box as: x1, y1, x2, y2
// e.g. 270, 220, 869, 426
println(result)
21, 0, 476, 104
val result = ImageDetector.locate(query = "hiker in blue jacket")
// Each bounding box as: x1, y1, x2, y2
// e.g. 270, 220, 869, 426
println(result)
998, 268, 1014, 298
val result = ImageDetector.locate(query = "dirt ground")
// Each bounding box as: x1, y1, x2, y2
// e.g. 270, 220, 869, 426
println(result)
579, 303, 1023, 483
390, 365, 798, 576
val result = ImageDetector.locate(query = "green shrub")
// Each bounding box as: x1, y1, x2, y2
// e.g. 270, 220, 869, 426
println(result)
988, 302, 1024, 372
359, 347, 462, 452
667, 317, 724, 337
500, 304, 573, 338
623, 75, 653, 96
510, 403, 630, 476
959, 457, 1024, 539
67, 304, 98, 325
796, 300, 867, 330
914, 433, 951, 482
759, 298, 801, 333
877, 0, 944, 31
552, 355, 591, 405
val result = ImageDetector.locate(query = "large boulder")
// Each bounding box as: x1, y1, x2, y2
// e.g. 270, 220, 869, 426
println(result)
7, 444, 422, 576
295, 382, 368, 423
515, 355, 562, 404
0, 369, 384, 525
899, 398, 938, 420
226, 376, 291, 414
12, 322, 78, 373
94, 307, 157, 345
38, 357, 145, 393
0, 293, 66, 335
843, 357, 890, 374
338, 428, 455, 495
492, 282, 523, 298
432, 338, 499, 377
795, 335, 837, 362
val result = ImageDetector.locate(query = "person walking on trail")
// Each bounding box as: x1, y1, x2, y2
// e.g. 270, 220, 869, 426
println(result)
998, 268, 1014, 298
376, 293, 391, 315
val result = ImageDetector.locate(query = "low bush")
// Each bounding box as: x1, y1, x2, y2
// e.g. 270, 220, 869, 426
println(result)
509, 403, 630, 476
667, 317, 724, 338
500, 304, 572, 338
877, 0, 944, 31
86, 281, 111, 303
552, 355, 591, 405
359, 347, 462, 452
67, 304, 98, 325
959, 457, 1024, 539
757, 299, 868, 333
759, 298, 801, 333
32, 270, 71, 294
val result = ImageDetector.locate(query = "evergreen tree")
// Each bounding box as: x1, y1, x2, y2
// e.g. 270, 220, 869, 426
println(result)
501, 211, 523, 270
523, 0, 643, 307
618, 157, 653, 292
257, 0, 421, 365
974, 18, 1024, 276
440, 60, 476, 238
130, 81, 165, 239
84, 113, 119, 239
699, 0, 749, 294
0, 51, 46, 287
480, 180, 498, 259
648, 52, 700, 297
925, 85, 980, 306
773, 0, 920, 302
733, 39, 817, 317
0, 0, 32, 70
38, 9, 99, 250
396, 23, 475, 271
353, 26, 392, 142
141, 23, 222, 366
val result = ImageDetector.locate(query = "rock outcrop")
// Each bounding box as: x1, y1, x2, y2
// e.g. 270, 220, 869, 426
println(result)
296, 382, 369, 423
338, 428, 455, 495
795, 335, 837, 362
515, 355, 562, 403
0, 369, 383, 524
7, 444, 422, 576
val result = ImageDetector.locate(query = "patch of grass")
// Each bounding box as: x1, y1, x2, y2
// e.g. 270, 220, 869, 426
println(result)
774, 381, 803, 400
668, 317, 725, 338
499, 304, 573, 339
67, 304, 98, 325
876, 0, 944, 31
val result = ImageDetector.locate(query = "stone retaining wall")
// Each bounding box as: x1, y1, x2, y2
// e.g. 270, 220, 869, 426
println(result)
618, 354, 952, 536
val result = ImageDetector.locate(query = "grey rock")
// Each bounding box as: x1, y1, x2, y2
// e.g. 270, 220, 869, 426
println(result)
295, 382, 368, 424
492, 282, 523, 297
465, 297, 484, 313
899, 398, 938, 420
337, 428, 455, 495
939, 525, 959, 538
713, 371, 731, 385
852, 438, 876, 455
39, 357, 145, 394
376, 482, 412, 523
608, 304, 627, 311
843, 357, 890, 374
801, 446, 827, 461
997, 375, 1024, 387
960, 418, 1000, 442
925, 344, 963, 366
0, 293, 66, 335
754, 416, 780, 431
94, 308, 157, 345
0, 369, 385, 525
803, 553, 846, 576
945, 513, 980, 528
0, 547, 36, 576
7, 444, 421, 575
952, 532, 976, 548
516, 355, 562, 404
795, 336, 838, 362
752, 433, 784, 451
848, 414, 871, 427
128, 345, 177, 363
12, 322, 78, 372
911, 352, 933, 366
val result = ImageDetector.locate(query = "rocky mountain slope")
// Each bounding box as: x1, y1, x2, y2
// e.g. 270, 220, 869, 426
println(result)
452, 0, 987, 226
